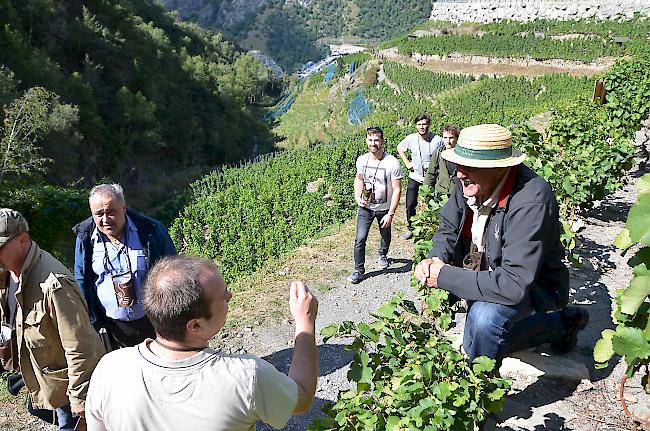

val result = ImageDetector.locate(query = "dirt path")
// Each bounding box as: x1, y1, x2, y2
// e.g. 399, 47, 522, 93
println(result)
378, 48, 614, 78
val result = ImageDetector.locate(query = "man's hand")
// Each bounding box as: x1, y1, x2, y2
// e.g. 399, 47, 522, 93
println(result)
406, 161, 414, 172
288, 281, 319, 415
414, 257, 446, 288
356, 196, 368, 208
289, 281, 318, 334
380, 213, 394, 228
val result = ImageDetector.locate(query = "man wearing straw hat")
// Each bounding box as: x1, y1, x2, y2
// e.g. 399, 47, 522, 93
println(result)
414, 124, 589, 367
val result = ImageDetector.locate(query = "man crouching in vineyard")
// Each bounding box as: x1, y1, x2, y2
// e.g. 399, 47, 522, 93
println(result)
414, 123, 589, 368
85, 255, 319, 430
348, 126, 404, 284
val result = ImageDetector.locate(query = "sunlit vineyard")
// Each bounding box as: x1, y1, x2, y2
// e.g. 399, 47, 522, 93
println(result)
382, 15, 650, 61
382, 61, 474, 97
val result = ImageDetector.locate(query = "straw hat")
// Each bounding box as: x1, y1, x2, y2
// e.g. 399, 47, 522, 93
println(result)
440, 124, 526, 168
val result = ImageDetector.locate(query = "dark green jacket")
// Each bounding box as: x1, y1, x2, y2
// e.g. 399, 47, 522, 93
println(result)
423, 147, 455, 195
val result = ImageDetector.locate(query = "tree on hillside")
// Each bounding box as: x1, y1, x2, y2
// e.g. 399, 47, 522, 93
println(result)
0, 87, 53, 185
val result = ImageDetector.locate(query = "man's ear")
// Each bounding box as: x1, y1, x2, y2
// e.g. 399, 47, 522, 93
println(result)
186, 318, 204, 335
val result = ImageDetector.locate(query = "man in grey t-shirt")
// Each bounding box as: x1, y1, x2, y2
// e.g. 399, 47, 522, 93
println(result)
397, 114, 441, 240
86, 255, 319, 431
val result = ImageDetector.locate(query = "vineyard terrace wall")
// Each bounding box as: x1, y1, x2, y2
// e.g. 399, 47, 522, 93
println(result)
430, 0, 650, 23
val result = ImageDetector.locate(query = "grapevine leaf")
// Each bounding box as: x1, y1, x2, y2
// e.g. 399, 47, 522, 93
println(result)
611, 327, 650, 364
357, 322, 379, 342
628, 247, 650, 268
594, 329, 615, 364
386, 416, 401, 430
614, 228, 633, 252
375, 301, 398, 319
320, 323, 340, 342
472, 356, 496, 375
627, 192, 650, 245
619, 264, 650, 316
488, 388, 506, 401
636, 173, 650, 194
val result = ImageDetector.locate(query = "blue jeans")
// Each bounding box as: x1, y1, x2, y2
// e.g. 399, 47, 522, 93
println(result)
354, 207, 391, 271
463, 299, 565, 368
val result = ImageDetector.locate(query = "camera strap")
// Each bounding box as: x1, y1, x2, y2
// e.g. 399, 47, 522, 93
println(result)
101, 228, 133, 276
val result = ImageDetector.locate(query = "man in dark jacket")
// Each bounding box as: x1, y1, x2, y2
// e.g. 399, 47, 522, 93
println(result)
72, 184, 176, 349
414, 124, 588, 367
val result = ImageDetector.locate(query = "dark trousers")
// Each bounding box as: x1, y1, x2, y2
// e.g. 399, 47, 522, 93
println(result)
354, 207, 391, 272
463, 299, 566, 368
105, 316, 156, 349
406, 178, 422, 230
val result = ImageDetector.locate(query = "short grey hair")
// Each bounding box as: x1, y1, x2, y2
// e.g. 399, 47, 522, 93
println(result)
89, 183, 125, 204
143, 255, 216, 341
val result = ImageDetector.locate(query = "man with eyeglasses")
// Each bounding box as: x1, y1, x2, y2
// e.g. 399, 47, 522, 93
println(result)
347, 127, 404, 284
415, 124, 588, 369
0, 208, 103, 430
397, 114, 441, 240
73, 184, 176, 349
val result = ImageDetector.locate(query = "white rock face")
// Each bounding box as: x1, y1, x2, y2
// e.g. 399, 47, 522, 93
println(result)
429, 0, 650, 23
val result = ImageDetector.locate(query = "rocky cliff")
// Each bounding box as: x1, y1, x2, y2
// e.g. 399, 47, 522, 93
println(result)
430, 0, 650, 23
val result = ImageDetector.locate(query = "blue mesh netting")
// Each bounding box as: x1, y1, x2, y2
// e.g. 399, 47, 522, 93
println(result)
323, 63, 337, 82
347, 89, 371, 125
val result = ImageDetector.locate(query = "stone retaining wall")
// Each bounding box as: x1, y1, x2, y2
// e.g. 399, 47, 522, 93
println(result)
430, 0, 650, 23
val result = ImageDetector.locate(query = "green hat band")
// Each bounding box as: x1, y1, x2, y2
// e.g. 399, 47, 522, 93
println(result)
454, 145, 512, 160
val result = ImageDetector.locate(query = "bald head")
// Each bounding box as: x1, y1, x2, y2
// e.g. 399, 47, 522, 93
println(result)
143, 255, 218, 341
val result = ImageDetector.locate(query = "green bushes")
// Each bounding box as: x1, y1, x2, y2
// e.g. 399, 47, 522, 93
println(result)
171, 139, 364, 283
0, 185, 87, 265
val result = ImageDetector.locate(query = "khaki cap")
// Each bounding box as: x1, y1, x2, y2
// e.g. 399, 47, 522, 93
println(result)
0, 208, 29, 247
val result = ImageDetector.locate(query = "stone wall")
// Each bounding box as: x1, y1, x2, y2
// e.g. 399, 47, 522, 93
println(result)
430, 0, 650, 23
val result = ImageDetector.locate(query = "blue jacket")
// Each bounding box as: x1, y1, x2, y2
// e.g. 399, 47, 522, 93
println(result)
430, 164, 569, 312
72, 209, 176, 327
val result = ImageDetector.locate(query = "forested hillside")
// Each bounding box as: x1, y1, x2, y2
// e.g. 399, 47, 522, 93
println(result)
0, 0, 278, 259
159, 0, 433, 70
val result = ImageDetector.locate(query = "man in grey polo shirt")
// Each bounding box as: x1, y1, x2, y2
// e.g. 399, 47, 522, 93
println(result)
86, 255, 318, 431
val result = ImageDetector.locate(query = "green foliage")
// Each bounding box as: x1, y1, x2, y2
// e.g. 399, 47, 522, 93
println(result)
383, 61, 474, 98
595, 173, 650, 392
0, 87, 54, 184
1, 0, 276, 209
171, 137, 364, 283
312, 294, 510, 431
386, 15, 650, 62
0, 184, 88, 266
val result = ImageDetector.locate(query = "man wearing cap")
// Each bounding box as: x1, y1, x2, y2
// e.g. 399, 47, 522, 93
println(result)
0, 208, 104, 430
414, 124, 588, 367
397, 114, 440, 240
348, 126, 404, 284
73, 184, 176, 349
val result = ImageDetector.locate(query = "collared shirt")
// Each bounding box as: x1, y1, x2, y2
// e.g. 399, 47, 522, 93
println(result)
466, 168, 511, 253
91, 216, 147, 321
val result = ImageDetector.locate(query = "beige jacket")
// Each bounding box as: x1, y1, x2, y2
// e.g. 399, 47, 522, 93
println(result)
0, 242, 104, 410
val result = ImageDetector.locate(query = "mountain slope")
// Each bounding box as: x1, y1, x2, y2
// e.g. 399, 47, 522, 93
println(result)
158, 0, 433, 70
